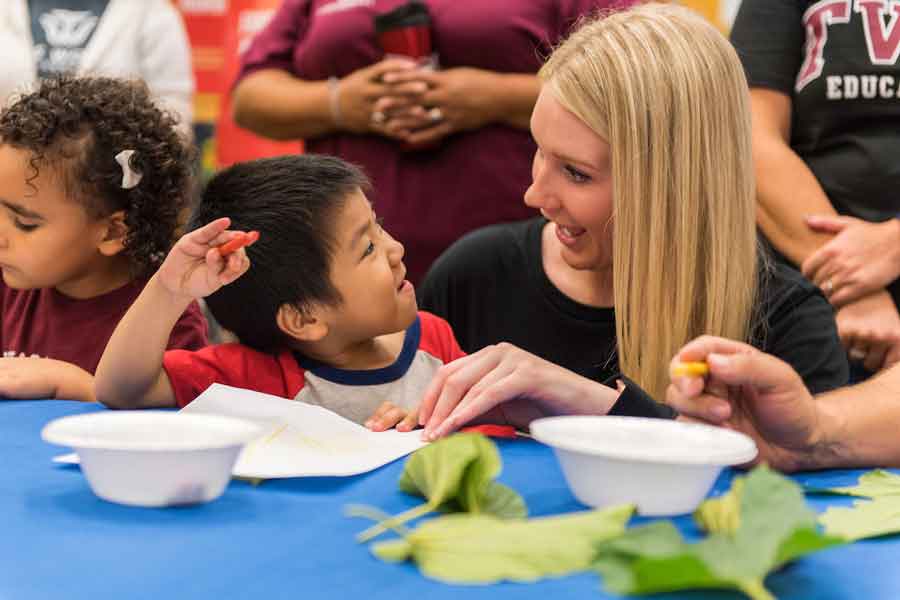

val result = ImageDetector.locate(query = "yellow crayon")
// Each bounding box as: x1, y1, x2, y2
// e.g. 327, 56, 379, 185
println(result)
671, 361, 710, 377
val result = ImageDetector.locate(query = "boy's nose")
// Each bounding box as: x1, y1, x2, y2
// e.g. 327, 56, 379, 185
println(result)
386, 232, 405, 263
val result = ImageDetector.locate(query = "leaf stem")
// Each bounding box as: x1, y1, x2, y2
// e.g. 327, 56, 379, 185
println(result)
737, 579, 776, 600
355, 502, 436, 543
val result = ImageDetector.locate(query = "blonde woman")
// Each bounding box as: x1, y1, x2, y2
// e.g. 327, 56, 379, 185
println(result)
405, 3, 848, 439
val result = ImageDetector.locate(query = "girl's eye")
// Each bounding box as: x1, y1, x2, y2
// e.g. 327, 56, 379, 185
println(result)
362, 241, 375, 258
13, 219, 38, 232
564, 165, 591, 183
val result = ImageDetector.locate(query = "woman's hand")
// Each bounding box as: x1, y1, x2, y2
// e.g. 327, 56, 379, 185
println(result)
418, 343, 621, 440
373, 67, 506, 145
803, 215, 900, 307
835, 290, 900, 372
155, 218, 252, 301
334, 58, 423, 135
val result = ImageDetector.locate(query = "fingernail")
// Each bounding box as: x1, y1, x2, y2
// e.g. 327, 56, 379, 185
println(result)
712, 402, 731, 420
708, 353, 730, 369
364, 420, 373, 428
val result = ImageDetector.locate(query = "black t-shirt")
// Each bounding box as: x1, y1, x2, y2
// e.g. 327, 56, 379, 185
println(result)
730, 0, 900, 223
419, 218, 849, 416
29, 0, 110, 78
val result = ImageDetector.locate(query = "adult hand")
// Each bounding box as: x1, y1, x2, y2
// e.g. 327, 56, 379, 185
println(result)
835, 290, 900, 372
666, 336, 821, 472
418, 343, 620, 440
155, 218, 252, 301
803, 215, 900, 307
374, 67, 504, 146
334, 58, 422, 136
0, 357, 93, 401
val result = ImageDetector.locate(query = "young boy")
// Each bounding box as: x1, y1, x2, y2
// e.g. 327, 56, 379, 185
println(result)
95, 155, 465, 430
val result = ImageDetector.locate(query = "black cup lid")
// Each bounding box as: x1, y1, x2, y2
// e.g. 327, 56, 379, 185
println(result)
374, 1, 431, 32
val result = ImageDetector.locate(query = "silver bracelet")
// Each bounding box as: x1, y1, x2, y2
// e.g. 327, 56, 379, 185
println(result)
328, 76, 342, 127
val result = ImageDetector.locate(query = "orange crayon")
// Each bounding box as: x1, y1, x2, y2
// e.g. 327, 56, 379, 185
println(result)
218, 231, 260, 257
670, 361, 709, 377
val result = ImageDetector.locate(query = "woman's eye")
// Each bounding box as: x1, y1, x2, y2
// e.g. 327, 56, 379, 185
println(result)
564, 165, 591, 183
13, 219, 38, 232
362, 241, 375, 258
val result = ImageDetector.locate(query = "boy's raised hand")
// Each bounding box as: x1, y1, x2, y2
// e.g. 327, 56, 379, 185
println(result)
156, 217, 254, 299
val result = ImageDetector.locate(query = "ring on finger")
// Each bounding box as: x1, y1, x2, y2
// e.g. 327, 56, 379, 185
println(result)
427, 107, 444, 122
823, 278, 834, 295
849, 347, 867, 362
371, 110, 386, 125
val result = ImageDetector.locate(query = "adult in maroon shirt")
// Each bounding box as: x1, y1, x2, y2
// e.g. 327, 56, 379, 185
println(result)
232, 0, 629, 283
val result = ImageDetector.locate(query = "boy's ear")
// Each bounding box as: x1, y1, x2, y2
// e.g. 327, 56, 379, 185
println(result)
276, 303, 329, 343
96, 210, 128, 257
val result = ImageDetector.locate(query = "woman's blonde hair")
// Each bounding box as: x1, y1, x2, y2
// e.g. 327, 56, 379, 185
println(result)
539, 3, 757, 400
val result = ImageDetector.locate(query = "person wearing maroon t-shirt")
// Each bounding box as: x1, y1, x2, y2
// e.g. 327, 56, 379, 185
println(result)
0, 76, 207, 402
231, 0, 631, 284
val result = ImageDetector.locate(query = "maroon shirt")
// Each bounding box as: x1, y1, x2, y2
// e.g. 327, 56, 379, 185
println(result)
1, 279, 208, 374
237, 0, 630, 283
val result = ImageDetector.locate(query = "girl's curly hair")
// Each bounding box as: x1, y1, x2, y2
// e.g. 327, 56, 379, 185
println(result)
0, 75, 196, 278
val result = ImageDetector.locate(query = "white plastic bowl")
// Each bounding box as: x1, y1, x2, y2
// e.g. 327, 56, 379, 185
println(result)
530, 416, 758, 516
42, 411, 263, 507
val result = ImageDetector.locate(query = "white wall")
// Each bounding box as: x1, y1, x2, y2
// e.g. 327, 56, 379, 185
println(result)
720, 0, 742, 28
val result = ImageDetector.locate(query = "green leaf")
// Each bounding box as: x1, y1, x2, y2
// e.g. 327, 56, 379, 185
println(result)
479, 481, 527, 519
371, 505, 634, 585
398, 432, 498, 508
694, 478, 743, 535
593, 466, 843, 600
809, 470, 900, 541
356, 433, 526, 542
456, 434, 503, 512
817, 469, 900, 498
372, 538, 413, 562
820, 497, 900, 540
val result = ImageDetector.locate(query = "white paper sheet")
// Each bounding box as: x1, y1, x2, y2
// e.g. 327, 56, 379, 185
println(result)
54, 383, 428, 479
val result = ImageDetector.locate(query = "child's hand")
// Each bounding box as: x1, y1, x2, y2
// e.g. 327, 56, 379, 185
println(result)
156, 217, 253, 299
365, 401, 418, 432
0, 357, 93, 401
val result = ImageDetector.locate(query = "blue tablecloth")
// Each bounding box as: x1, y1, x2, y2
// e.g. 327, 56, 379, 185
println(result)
2, 400, 899, 600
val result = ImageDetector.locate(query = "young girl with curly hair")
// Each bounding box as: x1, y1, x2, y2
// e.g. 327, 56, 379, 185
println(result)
0, 75, 207, 402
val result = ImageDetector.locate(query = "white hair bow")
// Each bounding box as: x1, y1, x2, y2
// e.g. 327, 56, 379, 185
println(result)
114, 150, 143, 189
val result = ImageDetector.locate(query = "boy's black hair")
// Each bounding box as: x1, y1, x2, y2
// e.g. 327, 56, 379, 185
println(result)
0, 75, 195, 278
191, 154, 370, 351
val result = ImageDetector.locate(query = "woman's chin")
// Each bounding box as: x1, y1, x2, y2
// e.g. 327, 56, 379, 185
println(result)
559, 247, 607, 272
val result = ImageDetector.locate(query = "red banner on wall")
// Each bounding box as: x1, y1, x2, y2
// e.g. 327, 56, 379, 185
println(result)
177, 0, 300, 172
216, 0, 301, 167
